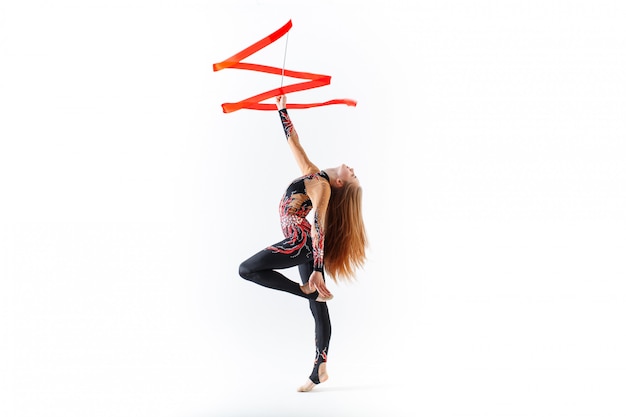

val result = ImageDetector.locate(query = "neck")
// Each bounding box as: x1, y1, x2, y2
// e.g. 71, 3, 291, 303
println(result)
323, 167, 339, 186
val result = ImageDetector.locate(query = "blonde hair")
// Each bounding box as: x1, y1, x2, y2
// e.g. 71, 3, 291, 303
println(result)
323, 181, 368, 282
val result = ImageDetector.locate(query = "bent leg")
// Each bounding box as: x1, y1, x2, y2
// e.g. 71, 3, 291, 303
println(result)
239, 244, 317, 300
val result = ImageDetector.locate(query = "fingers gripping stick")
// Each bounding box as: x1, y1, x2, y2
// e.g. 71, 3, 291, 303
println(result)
213, 20, 357, 113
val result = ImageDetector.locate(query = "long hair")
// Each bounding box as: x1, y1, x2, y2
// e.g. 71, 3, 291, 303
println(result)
323, 181, 368, 282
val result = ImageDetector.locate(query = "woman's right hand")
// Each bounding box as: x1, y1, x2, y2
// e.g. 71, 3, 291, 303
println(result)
308, 271, 332, 299
276, 94, 287, 110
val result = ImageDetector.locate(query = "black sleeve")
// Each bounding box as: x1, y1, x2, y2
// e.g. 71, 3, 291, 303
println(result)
278, 108, 293, 140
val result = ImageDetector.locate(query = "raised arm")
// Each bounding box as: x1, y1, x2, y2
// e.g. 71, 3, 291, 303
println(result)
276, 95, 319, 176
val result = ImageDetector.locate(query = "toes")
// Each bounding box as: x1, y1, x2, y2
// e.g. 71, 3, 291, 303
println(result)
297, 380, 316, 392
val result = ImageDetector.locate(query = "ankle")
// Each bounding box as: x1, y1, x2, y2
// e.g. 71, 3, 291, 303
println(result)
318, 362, 329, 383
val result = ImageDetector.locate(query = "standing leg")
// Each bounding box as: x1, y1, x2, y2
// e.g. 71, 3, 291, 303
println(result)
297, 260, 332, 392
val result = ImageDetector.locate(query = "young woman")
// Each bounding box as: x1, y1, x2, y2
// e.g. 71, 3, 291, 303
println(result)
238, 94, 367, 392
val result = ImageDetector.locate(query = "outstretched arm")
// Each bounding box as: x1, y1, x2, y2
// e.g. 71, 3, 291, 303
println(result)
306, 175, 333, 298
276, 95, 319, 176
308, 179, 330, 271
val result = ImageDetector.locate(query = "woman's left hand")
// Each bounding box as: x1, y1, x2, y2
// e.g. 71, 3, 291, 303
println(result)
308, 271, 332, 298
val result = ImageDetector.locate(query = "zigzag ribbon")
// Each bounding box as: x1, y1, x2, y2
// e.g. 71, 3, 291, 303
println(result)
213, 20, 357, 113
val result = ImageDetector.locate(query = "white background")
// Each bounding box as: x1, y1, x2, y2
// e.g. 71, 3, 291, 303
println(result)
1, 0, 625, 416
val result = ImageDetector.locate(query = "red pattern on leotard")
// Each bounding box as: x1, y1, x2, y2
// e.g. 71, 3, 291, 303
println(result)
268, 171, 329, 270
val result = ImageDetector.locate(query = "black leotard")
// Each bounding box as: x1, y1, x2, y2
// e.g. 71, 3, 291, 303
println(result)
268, 171, 330, 271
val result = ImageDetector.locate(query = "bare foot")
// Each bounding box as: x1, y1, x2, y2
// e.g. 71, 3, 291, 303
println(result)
300, 284, 315, 295
297, 363, 328, 392
300, 284, 333, 302
297, 379, 316, 392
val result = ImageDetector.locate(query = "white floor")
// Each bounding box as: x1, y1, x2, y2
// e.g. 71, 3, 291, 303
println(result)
3, 229, 624, 417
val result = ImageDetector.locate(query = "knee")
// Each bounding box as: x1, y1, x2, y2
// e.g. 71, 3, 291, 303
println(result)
238, 261, 254, 280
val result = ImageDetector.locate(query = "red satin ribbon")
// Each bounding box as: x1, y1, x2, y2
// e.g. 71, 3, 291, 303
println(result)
213, 20, 357, 113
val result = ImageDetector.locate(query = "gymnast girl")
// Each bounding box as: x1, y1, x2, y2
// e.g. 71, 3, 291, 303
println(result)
238, 94, 368, 392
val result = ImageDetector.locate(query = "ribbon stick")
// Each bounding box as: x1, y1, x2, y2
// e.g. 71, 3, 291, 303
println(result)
281, 31, 289, 88
213, 20, 357, 113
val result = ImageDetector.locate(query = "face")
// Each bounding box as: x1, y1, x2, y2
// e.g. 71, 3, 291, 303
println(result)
337, 163, 359, 186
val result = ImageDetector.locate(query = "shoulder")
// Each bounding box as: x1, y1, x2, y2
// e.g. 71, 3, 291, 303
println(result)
305, 173, 331, 200
304, 171, 331, 186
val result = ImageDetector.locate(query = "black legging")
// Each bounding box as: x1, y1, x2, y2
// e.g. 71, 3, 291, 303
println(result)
239, 237, 331, 384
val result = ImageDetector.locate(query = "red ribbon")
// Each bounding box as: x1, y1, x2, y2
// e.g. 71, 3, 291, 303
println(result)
213, 20, 357, 113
